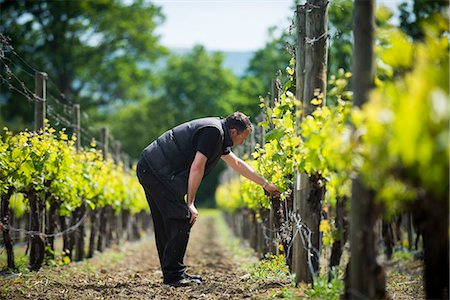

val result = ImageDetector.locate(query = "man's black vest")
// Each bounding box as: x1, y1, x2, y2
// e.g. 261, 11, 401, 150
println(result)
141, 117, 227, 199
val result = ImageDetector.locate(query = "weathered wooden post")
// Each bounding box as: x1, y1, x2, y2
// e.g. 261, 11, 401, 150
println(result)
1, 189, 15, 269
73, 104, 81, 150
101, 127, 109, 160
35, 71, 48, 246
96, 127, 109, 252
293, 0, 328, 285
292, 3, 306, 285
71, 104, 86, 261
28, 71, 48, 271
113, 140, 122, 164
34, 72, 47, 131
347, 0, 385, 299
269, 76, 282, 256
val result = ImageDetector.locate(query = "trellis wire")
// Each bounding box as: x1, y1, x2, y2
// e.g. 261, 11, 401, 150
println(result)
3, 211, 88, 239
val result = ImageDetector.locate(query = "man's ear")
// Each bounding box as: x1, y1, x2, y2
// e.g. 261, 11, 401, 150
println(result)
230, 128, 238, 136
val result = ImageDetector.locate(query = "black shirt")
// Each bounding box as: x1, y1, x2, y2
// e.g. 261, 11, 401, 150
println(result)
194, 127, 232, 159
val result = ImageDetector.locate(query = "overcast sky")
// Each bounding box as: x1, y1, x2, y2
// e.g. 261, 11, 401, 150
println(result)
153, 0, 405, 52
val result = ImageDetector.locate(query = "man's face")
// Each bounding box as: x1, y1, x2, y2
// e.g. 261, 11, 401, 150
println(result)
230, 128, 251, 146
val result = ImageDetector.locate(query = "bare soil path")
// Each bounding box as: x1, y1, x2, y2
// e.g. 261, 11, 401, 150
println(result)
1, 211, 287, 299
0, 210, 425, 299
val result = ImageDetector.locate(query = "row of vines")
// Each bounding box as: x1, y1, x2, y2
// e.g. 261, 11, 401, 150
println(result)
216, 4, 448, 299
0, 125, 150, 271
0, 34, 150, 272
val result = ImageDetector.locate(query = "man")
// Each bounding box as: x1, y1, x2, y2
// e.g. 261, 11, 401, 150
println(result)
136, 112, 279, 287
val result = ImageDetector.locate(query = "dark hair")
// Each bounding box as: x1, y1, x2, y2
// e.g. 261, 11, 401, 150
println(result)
225, 112, 253, 133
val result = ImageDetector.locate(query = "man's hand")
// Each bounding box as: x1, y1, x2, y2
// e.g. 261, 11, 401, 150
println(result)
188, 203, 199, 226
264, 182, 281, 197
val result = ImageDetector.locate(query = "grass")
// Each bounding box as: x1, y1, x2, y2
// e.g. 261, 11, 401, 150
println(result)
209, 209, 258, 264
392, 249, 414, 262
245, 253, 291, 284
305, 269, 344, 300
209, 209, 308, 299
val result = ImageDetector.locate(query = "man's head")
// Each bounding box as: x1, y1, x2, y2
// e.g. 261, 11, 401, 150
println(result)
225, 112, 253, 146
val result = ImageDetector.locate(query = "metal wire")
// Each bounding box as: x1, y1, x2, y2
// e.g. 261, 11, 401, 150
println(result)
3, 211, 88, 239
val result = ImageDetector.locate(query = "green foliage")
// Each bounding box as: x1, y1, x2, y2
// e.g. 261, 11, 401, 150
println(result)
216, 63, 354, 212
44, 247, 71, 267
240, 28, 294, 119
8, 192, 26, 218
217, 12, 449, 217
246, 254, 291, 284
392, 250, 414, 262
0, 124, 148, 218
0, 254, 30, 275
305, 270, 344, 300
295, 92, 354, 205
215, 4, 447, 297
106, 97, 175, 159
398, 0, 448, 41
271, 287, 298, 299
159, 45, 237, 123
215, 177, 245, 213
328, 0, 353, 75
355, 17, 449, 213
0, 0, 167, 127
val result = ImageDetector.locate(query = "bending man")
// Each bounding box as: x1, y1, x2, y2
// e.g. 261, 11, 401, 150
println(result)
136, 112, 279, 287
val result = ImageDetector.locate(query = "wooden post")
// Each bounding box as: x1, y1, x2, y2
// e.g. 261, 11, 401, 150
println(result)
292, 5, 307, 274
113, 140, 122, 164
105, 206, 113, 248
74, 205, 86, 261
29, 193, 44, 271
34, 72, 48, 131
73, 104, 81, 151
1, 189, 15, 269
268, 78, 282, 255
295, 4, 306, 121
100, 127, 109, 160
32, 71, 48, 269
258, 208, 271, 257
248, 129, 255, 156
303, 0, 328, 112
347, 0, 385, 299
249, 210, 257, 251
294, 0, 328, 285
72, 103, 84, 262
271, 77, 281, 107
96, 127, 109, 252
122, 153, 130, 171
70, 104, 84, 260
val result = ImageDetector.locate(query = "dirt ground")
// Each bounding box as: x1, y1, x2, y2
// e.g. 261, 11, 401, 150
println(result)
0, 210, 425, 300
0, 211, 294, 299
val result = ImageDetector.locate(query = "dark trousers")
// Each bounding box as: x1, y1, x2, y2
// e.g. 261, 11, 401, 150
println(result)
136, 159, 191, 283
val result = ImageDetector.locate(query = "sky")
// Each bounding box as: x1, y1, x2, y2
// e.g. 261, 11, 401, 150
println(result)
152, 0, 406, 52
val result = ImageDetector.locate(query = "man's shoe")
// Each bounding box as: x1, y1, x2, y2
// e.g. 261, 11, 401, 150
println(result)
183, 272, 203, 283
166, 277, 201, 288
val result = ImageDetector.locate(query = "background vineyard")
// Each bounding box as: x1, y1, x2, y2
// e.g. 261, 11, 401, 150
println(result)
1, 35, 151, 272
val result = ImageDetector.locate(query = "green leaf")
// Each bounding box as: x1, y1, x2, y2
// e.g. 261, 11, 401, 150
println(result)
12, 148, 22, 160
265, 128, 284, 142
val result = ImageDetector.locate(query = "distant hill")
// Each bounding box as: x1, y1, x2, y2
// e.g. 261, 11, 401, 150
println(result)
170, 48, 254, 77
221, 51, 254, 77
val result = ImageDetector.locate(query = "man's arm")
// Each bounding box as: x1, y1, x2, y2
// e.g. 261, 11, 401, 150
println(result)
187, 151, 207, 225
221, 151, 279, 195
